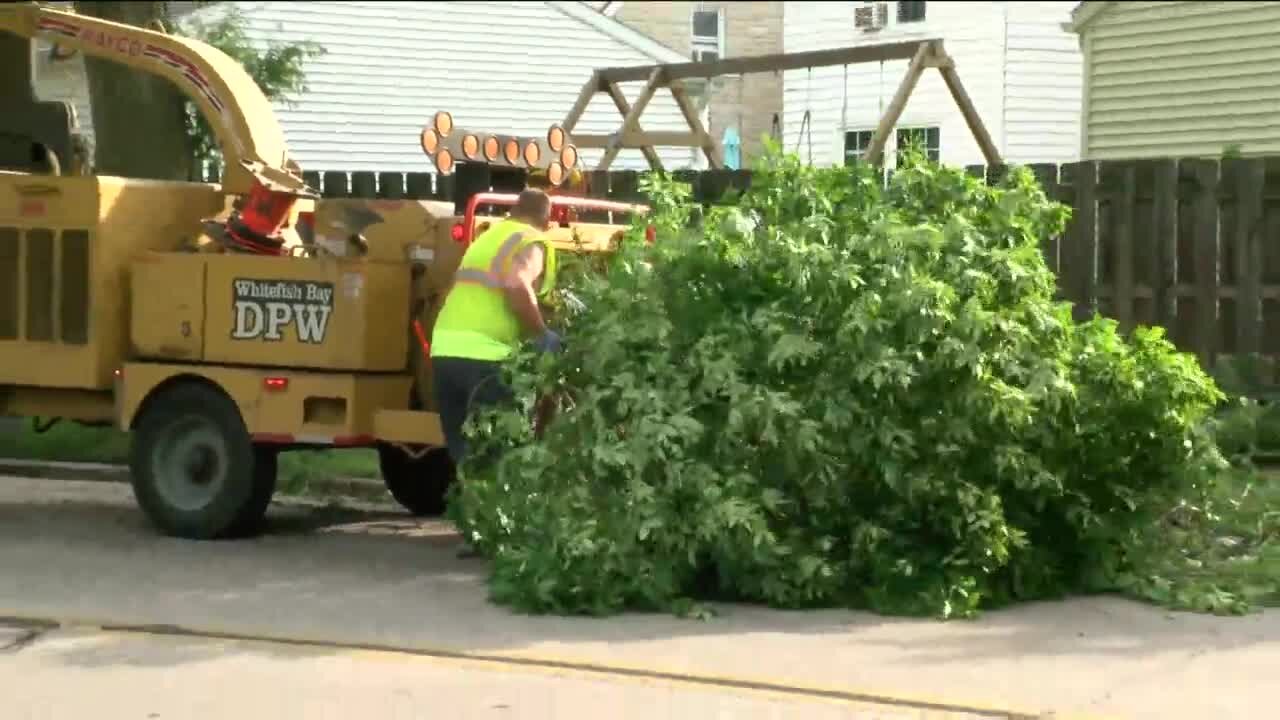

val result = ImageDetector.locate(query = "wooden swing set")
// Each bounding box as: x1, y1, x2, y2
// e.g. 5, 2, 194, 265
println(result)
561, 38, 1003, 172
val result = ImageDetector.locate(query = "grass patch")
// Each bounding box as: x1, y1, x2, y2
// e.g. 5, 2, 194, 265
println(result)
1122, 366, 1280, 615
0, 420, 130, 464
1122, 467, 1280, 615
0, 419, 381, 493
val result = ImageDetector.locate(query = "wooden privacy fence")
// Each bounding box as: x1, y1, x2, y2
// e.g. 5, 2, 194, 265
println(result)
200, 157, 1280, 379
965, 158, 1280, 380
198, 163, 755, 208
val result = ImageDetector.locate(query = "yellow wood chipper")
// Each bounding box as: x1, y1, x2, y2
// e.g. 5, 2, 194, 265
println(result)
0, 2, 647, 539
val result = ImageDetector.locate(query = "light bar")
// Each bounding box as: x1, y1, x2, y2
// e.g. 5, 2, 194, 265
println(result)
419, 111, 581, 187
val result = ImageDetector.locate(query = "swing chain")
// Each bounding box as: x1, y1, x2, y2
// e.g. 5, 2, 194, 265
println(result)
795, 66, 813, 163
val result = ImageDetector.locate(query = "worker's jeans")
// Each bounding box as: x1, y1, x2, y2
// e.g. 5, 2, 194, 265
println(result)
432, 356, 515, 469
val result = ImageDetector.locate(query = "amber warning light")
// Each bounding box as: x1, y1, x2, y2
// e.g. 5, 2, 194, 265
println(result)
420, 111, 580, 188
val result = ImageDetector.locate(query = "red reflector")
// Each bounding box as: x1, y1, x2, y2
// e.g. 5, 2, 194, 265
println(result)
645, 225, 656, 244
264, 377, 289, 391
412, 319, 431, 358
450, 223, 466, 242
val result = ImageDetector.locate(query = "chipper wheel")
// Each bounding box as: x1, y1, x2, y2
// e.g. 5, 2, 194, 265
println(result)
377, 444, 456, 517
129, 383, 277, 540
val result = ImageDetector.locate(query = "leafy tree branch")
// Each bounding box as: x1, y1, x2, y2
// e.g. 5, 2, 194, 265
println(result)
178, 5, 325, 171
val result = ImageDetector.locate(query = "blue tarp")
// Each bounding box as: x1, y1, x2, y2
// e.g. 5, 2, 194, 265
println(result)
722, 126, 741, 170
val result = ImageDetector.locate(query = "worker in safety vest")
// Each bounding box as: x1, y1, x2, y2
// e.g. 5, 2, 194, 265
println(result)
430, 189, 562, 466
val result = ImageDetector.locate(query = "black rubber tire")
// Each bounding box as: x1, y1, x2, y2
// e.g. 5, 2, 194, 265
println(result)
129, 382, 273, 540
377, 444, 456, 517
224, 446, 279, 538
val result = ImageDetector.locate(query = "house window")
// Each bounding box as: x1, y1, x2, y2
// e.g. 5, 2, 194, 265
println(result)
691, 8, 724, 62
896, 126, 940, 163
844, 130, 876, 165
897, 1, 926, 23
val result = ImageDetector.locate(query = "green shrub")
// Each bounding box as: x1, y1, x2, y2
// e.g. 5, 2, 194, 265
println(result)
447, 143, 1227, 619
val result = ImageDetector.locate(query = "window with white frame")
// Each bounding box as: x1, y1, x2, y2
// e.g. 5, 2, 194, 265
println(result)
691, 8, 724, 62
844, 130, 876, 165
855, 1, 924, 31
896, 126, 940, 164
897, 1, 926, 23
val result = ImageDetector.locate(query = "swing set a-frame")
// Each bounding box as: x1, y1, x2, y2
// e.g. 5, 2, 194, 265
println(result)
561, 38, 1002, 172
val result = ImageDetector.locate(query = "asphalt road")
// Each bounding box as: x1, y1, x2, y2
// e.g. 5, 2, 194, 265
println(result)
8, 623, 964, 720
1, 474, 1277, 720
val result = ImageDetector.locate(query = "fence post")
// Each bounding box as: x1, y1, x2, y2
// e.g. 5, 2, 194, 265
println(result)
378, 172, 405, 199
581, 171, 611, 223
435, 173, 456, 203
350, 171, 377, 199
698, 169, 737, 206
1052, 164, 1077, 301
1066, 161, 1098, 321
1152, 159, 1179, 332
1029, 163, 1061, 274
302, 170, 321, 194
1099, 161, 1137, 333
1188, 158, 1220, 368
323, 171, 349, 198
1226, 158, 1265, 359
405, 172, 433, 200
608, 171, 642, 204
454, 163, 490, 213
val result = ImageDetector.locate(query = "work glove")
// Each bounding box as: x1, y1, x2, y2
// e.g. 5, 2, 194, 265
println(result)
534, 329, 563, 354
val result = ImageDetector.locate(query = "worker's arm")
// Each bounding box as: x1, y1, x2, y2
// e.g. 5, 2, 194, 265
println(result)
501, 243, 549, 337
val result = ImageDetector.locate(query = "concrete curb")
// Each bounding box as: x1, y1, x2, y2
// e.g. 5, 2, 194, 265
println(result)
0, 458, 390, 504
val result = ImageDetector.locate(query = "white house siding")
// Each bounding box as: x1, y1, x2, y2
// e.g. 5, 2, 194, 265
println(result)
782, 1, 1007, 169
1003, 1, 1080, 164
203, 0, 701, 174
781, 1, 1081, 169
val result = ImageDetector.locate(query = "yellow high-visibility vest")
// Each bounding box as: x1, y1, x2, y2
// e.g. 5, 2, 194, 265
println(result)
430, 218, 558, 361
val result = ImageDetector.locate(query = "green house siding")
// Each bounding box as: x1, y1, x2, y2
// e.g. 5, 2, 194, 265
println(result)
1081, 1, 1280, 159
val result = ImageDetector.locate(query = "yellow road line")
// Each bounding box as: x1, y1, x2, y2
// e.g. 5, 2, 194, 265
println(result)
0, 610, 1112, 720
